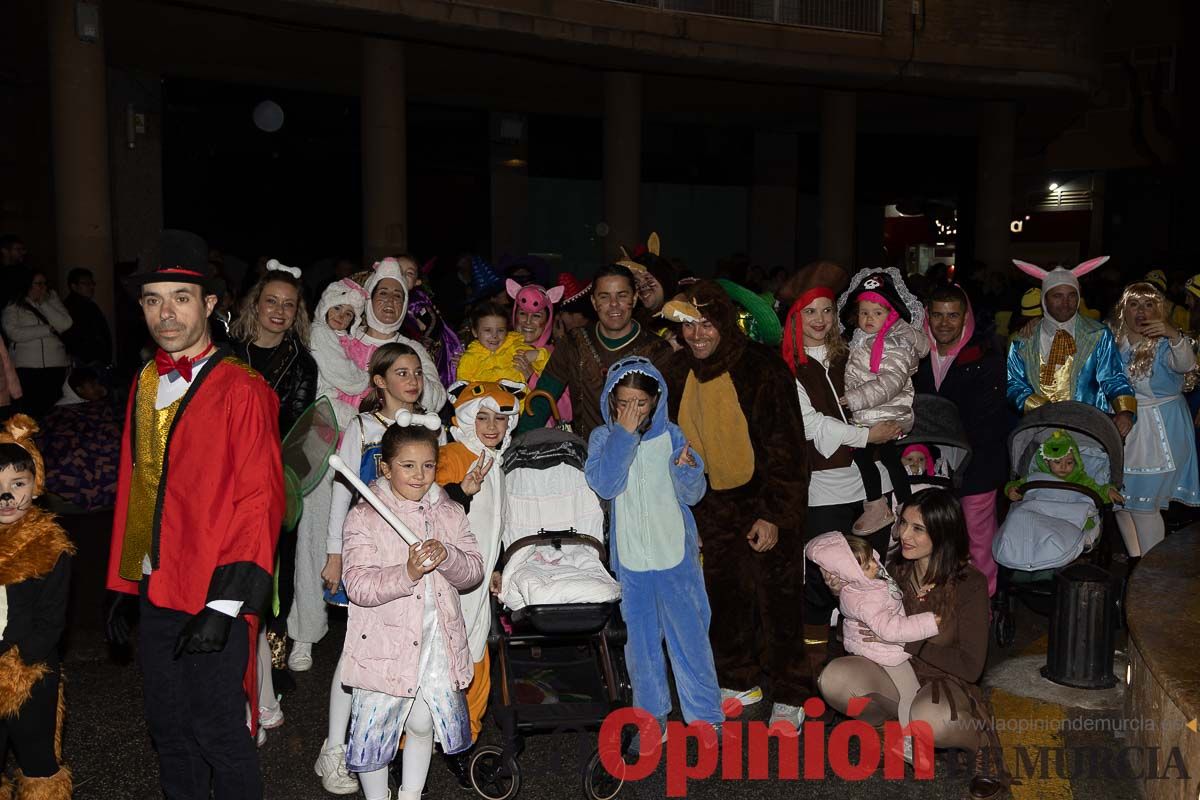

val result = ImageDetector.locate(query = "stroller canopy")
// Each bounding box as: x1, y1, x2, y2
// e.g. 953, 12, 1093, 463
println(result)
1008, 401, 1124, 489
503, 427, 588, 475
897, 394, 973, 489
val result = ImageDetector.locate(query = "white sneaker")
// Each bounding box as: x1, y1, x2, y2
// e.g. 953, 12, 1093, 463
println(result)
719, 686, 763, 706
288, 641, 313, 672
256, 725, 267, 747
314, 738, 359, 795
768, 701, 806, 730
258, 700, 284, 730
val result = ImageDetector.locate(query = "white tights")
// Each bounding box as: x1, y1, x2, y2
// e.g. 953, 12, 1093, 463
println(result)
1115, 510, 1166, 557
358, 690, 435, 800
257, 629, 278, 711
327, 653, 353, 745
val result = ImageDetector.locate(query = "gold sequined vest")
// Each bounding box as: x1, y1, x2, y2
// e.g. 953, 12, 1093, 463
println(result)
117, 362, 184, 580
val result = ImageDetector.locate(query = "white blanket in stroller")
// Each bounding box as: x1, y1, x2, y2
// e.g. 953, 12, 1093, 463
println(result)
499, 543, 622, 611
993, 480, 1101, 571
500, 462, 621, 611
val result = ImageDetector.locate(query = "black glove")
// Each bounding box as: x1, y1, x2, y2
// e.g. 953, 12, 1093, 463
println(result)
104, 591, 138, 646
173, 607, 233, 658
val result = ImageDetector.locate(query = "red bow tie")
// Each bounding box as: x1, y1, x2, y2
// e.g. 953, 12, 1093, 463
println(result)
155, 344, 214, 382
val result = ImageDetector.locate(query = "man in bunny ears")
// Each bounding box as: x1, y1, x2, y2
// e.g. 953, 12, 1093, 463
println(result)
1008, 257, 1137, 437
106, 229, 285, 799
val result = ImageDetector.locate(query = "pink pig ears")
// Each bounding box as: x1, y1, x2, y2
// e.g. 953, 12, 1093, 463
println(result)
506, 278, 523, 299
546, 285, 565, 304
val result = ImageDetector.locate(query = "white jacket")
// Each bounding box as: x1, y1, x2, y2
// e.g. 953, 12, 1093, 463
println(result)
842, 319, 928, 431
3, 294, 73, 369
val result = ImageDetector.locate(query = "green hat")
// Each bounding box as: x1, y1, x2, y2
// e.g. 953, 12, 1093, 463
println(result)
1035, 430, 1086, 482
715, 279, 782, 346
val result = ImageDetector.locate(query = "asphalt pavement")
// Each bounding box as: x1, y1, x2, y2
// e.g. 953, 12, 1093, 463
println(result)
37, 509, 1172, 800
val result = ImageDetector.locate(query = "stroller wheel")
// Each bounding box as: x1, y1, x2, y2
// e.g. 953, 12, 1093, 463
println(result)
583, 748, 624, 800
993, 608, 1016, 648
469, 745, 521, 800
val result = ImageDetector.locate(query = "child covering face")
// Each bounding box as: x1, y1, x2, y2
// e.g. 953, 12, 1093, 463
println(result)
584, 359, 723, 740
455, 302, 549, 387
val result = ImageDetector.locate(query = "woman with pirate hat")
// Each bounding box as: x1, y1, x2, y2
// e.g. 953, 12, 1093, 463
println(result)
0, 415, 74, 798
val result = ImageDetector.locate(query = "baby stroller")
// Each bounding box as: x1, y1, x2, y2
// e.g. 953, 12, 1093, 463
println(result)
990, 401, 1123, 647
470, 428, 631, 800
897, 394, 974, 495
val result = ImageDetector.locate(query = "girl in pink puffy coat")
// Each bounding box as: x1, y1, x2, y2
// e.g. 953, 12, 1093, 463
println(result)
340, 421, 484, 800
805, 531, 938, 727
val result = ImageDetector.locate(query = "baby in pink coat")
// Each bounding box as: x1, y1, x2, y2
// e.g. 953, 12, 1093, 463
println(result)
806, 531, 939, 725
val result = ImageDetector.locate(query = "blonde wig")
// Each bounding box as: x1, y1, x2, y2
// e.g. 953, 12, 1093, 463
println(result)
1112, 281, 1199, 391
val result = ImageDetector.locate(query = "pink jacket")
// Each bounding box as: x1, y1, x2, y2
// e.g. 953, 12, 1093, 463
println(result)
341, 479, 484, 697
805, 531, 938, 667
0, 332, 22, 406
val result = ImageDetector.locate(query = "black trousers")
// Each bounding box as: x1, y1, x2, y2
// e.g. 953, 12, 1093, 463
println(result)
851, 443, 912, 504
0, 664, 60, 778
139, 597, 262, 800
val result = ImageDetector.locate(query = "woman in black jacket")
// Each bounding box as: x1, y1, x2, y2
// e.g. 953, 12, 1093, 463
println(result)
230, 259, 318, 739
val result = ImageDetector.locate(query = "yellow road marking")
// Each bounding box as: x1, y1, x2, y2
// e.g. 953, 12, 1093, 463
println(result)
991, 688, 1072, 800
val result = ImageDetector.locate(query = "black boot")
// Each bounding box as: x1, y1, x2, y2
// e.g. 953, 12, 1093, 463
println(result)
443, 748, 474, 790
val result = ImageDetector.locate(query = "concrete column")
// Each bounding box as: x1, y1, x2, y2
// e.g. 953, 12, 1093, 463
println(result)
819, 90, 856, 269
48, 0, 114, 319
361, 38, 407, 262
603, 72, 642, 263
974, 101, 1016, 273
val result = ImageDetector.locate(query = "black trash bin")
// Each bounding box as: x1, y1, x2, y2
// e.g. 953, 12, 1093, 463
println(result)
1042, 563, 1118, 689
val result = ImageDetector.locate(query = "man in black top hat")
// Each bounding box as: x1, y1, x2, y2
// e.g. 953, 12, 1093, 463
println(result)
106, 229, 285, 799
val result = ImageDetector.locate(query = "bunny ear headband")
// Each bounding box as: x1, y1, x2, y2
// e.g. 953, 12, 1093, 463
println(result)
394, 409, 443, 431
1013, 256, 1109, 294
266, 259, 302, 279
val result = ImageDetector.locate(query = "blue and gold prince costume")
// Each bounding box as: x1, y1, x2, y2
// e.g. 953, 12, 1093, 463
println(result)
1007, 257, 1137, 417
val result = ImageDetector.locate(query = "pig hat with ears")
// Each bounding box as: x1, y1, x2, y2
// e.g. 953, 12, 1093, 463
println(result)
506, 279, 564, 349
1013, 256, 1109, 319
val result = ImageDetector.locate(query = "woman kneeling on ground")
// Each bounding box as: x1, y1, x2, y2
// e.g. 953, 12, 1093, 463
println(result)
817, 487, 1009, 799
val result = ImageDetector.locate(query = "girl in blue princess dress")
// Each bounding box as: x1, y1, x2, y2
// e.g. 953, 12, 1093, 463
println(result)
1111, 282, 1200, 557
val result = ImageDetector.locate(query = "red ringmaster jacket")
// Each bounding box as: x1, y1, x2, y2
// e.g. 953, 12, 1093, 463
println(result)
106, 349, 285, 617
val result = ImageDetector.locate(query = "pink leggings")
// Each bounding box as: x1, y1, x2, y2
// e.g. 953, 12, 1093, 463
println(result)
960, 492, 998, 597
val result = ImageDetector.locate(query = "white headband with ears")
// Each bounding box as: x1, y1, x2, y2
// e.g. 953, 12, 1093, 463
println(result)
395, 408, 442, 431
266, 258, 302, 279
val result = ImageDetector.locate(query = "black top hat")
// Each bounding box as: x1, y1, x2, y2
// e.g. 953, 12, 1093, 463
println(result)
126, 230, 216, 292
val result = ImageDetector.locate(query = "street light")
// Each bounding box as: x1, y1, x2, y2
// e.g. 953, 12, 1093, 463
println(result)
1049, 182, 1059, 192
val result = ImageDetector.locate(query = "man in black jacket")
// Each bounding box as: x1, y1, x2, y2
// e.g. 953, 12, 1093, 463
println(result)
914, 284, 1007, 596
61, 268, 113, 369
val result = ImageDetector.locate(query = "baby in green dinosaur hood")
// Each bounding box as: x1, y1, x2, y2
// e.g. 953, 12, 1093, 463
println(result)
1006, 430, 1124, 524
